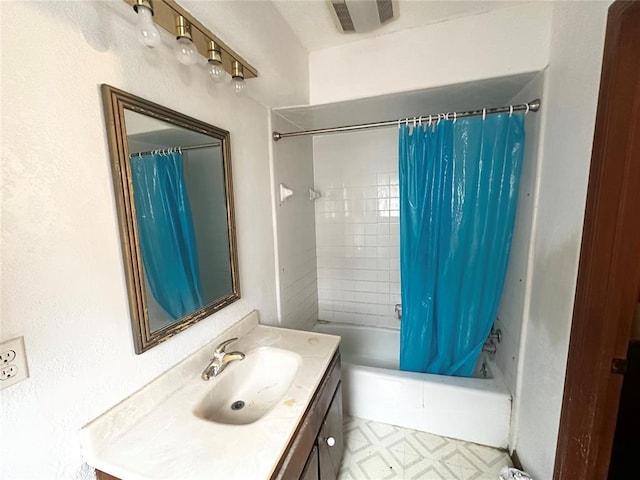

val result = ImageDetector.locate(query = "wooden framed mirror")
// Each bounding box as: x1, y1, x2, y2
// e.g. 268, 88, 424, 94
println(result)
101, 84, 240, 353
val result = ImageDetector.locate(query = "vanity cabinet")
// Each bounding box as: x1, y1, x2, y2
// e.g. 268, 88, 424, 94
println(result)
95, 350, 343, 480
299, 446, 319, 480
317, 385, 344, 479
271, 351, 343, 480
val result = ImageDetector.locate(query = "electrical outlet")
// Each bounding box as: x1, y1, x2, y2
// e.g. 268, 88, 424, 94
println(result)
1, 349, 16, 363
0, 337, 29, 390
0, 365, 17, 380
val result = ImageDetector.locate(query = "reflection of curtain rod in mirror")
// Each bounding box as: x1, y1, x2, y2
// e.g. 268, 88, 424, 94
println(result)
129, 142, 220, 157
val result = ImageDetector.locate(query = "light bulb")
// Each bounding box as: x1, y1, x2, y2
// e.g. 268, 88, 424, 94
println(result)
174, 37, 199, 66
135, 5, 161, 48
208, 61, 225, 83
231, 77, 246, 95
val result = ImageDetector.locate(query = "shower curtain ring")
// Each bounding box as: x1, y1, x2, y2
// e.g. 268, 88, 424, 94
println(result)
509, 105, 514, 117
525, 103, 530, 115
397, 118, 401, 129
428, 115, 432, 127
482, 108, 486, 120
453, 112, 457, 123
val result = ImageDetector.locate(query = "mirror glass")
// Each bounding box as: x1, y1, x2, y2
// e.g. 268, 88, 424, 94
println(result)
102, 85, 239, 353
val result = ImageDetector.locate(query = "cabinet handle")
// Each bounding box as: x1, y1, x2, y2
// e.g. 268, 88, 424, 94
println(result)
326, 436, 336, 447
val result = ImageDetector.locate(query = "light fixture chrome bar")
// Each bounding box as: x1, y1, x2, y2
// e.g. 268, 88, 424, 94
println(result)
129, 142, 220, 157
272, 99, 541, 141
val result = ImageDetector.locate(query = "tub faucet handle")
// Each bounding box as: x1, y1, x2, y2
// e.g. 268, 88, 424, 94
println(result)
490, 328, 502, 344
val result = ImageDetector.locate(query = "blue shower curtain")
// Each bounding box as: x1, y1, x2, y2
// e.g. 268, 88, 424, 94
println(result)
399, 113, 525, 377
130, 151, 203, 320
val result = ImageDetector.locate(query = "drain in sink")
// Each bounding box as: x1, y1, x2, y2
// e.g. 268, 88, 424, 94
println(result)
231, 400, 245, 411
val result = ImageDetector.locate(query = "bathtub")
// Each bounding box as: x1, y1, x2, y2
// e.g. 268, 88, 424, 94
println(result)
313, 321, 512, 448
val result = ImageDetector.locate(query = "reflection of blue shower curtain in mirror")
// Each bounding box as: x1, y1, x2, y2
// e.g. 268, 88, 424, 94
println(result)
399, 114, 525, 377
130, 151, 203, 320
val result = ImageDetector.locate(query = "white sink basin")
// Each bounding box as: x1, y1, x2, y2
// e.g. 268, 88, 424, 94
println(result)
193, 346, 301, 425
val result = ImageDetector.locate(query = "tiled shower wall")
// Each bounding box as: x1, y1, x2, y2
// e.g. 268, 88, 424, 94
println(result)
313, 128, 401, 329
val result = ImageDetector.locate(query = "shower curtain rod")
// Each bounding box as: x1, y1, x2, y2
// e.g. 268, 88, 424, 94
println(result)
272, 99, 541, 141
129, 142, 220, 158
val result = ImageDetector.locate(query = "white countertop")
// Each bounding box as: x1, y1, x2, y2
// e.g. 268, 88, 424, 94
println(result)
79, 311, 340, 480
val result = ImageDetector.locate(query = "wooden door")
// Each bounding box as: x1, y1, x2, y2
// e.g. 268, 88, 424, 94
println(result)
554, 2, 640, 479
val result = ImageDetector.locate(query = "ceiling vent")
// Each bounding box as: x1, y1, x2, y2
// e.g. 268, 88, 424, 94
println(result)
328, 0, 398, 34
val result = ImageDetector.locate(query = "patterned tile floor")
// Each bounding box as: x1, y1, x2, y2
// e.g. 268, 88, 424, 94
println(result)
338, 417, 513, 480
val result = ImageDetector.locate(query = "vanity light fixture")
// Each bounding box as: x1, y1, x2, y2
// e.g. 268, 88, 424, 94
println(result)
231, 61, 246, 95
207, 40, 225, 83
133, 0, 161, 48
123, 0, 258, 84
174, 15, 199, 66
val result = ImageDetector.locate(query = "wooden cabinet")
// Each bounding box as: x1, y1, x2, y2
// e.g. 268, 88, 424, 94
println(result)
299, 446, 319, 480
97, 351, 343, 480
317, 385, 343, 479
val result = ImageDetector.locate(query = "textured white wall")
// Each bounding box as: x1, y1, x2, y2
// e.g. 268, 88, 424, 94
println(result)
514, 2, 611, 478
313, 129, 401, 329
270, 114, 318, 330
0, 1, 306, 479
309, 2, 552, 104
180, 0, 309, 108
493, 72, 545, 428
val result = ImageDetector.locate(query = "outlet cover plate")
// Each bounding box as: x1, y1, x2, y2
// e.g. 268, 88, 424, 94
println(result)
0, 336, 29, 390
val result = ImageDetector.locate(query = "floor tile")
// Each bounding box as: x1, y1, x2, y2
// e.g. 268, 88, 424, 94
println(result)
337, 416, 512, 480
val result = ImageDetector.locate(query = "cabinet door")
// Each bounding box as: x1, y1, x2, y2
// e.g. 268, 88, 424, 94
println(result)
300, 445, 319, 480
318, 383, 344, 480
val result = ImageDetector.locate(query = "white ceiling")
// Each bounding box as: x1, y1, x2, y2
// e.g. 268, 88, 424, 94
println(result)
272, 0, 529, 51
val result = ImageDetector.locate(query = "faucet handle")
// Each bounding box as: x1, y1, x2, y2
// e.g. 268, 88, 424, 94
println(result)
214, 337, 238, 355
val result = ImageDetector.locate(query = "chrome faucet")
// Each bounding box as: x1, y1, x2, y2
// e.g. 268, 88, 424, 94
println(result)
201, 337, 245, 381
